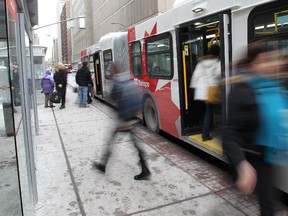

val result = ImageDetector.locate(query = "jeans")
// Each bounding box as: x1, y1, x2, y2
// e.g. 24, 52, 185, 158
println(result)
78, 86, 88, 107
202, 104, 214, 139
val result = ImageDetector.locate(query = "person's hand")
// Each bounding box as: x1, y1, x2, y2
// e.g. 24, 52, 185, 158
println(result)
58, 84, 62, 88
236, 161, 257, 195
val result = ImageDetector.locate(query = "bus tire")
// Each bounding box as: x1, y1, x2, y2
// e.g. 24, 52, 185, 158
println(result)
143, 97, 160, 133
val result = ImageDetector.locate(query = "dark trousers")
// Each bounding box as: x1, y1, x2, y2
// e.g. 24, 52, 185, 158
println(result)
99, 128, 148, 171
248, 157, 275, 216
202, 104, 214, 139
56, 85, 66, 106
44, 93, 53, 107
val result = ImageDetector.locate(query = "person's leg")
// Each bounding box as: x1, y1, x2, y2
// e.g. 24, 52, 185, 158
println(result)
48, 92, 54, 107
44, 93, 49, 107
202, 104, 213, 140
93, 130, 117, 172
251, 159, 275, 216
82, 86, 88, 107
130, 128, 151, 180
60, 86, 66, 108
78, 86, 83, 107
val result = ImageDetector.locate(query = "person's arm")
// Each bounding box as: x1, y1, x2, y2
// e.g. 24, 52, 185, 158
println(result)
222, 84, 259, 194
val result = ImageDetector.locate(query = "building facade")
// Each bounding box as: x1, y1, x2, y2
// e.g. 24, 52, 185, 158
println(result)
60, 1, 72, 64
69, 0, 174, 67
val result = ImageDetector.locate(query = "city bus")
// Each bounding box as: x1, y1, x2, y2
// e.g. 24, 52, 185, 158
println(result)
81, 0, 288, 193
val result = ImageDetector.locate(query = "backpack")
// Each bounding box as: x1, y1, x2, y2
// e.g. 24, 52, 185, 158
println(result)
246, 76, 288, 165
112, 81, 141, 119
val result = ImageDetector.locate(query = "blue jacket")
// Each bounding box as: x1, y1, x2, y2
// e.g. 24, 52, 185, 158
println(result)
41, 70, 54, 93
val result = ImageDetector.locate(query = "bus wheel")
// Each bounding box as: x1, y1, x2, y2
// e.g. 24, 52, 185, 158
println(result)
143, 97, 159, 133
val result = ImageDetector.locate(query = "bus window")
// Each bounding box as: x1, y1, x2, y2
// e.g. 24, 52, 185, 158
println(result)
146, 33, 173, 79
131, 41, 142, 76
103, 50, 113, 79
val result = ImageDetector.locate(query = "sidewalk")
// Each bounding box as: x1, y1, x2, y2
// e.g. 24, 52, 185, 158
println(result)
33, 86, 287, 216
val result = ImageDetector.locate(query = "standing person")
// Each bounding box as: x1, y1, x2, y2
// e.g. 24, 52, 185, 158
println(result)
75, 61, 93, 107
11, 67, 21, 106
54, 63, 67, 109
41, 68, 55, 108
190, 44, 221, 141
222, 42, 288, 216
93, 64, 151, 181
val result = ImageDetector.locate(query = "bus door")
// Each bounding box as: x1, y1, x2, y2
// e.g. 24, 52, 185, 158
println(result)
177, 13, 231, 137
93, 52, 103, 96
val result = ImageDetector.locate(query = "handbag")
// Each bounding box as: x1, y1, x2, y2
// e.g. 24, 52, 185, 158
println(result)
50, 91, 62, 103
207, 86, 221, 104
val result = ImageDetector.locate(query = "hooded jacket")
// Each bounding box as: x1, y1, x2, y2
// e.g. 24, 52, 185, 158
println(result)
41, 70, 54, 93
190, 57, 221, 101
76, 66, 93, 87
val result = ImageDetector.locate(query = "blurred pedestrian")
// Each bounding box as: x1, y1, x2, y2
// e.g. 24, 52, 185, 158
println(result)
41, 68, 55, 108
93, 64, 151, 181
190, 44, 221, 141
75, 61, 93, 107
222, 41, 288, 216
54, 63, 67, 109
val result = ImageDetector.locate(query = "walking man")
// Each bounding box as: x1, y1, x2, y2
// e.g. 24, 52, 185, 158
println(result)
76, 61, 93, 107
93, 64, 151, 180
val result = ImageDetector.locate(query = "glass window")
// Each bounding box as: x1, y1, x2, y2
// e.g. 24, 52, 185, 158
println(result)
131, 42, 142, 76
103, 50, 113, 79
252, 6, 288, 38
146, 33, 173, 79
89, 55, 94, 72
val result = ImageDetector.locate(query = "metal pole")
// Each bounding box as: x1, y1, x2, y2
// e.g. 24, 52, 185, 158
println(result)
33, 16, 84, 31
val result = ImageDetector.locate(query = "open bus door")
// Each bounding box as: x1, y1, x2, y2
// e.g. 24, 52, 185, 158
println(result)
93, 52, 103, 96
177, 13, 231, 141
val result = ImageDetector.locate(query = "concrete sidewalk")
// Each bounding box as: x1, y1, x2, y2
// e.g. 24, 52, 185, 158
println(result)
33, 86, 287, 216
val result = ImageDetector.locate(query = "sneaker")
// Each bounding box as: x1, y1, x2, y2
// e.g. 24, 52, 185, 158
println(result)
59, 105, 65, 109
49, 105, 55, 108
93, 162, 106, 173
134, 169, 151, 180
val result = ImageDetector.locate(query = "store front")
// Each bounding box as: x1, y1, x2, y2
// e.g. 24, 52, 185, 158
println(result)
0, 0, 39, 215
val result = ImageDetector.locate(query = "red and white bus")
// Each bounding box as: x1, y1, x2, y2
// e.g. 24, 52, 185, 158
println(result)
81, 0, 288, 193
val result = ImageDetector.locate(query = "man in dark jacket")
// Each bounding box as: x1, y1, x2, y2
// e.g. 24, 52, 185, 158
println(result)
54, 63, 67, 109
75, 61, 93, 107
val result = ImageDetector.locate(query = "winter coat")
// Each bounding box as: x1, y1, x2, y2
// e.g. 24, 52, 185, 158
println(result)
76, 66, 93, 87
41, 70, 54, 93
54, 69, 67, 87
190, 57, 221, 101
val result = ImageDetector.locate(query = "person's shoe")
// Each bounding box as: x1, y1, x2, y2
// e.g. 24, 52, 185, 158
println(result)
202, 136, 213, 141
93, 162, 106, 173
49, 105, 55, 108
59, 105, 65, 109
134, 169, 151, 180
45, 106, 49, 108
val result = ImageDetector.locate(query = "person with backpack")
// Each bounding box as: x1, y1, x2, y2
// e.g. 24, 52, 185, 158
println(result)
75, 61, 93, 108
41, 68, 55, 108
93, 63, 151, 181
222, 42, 288, 216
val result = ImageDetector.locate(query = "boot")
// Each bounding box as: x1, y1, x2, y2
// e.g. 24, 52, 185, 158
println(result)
93, 162, 106, 173
134, 164, 151, 180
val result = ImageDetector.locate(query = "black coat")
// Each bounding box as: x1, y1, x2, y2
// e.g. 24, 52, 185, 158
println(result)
222, 82, 265, 169
54, 69, 67, 87
76, 66, 93, 87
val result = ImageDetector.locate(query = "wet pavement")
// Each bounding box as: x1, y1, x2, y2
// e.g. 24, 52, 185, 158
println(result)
33, 78, 288, 216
